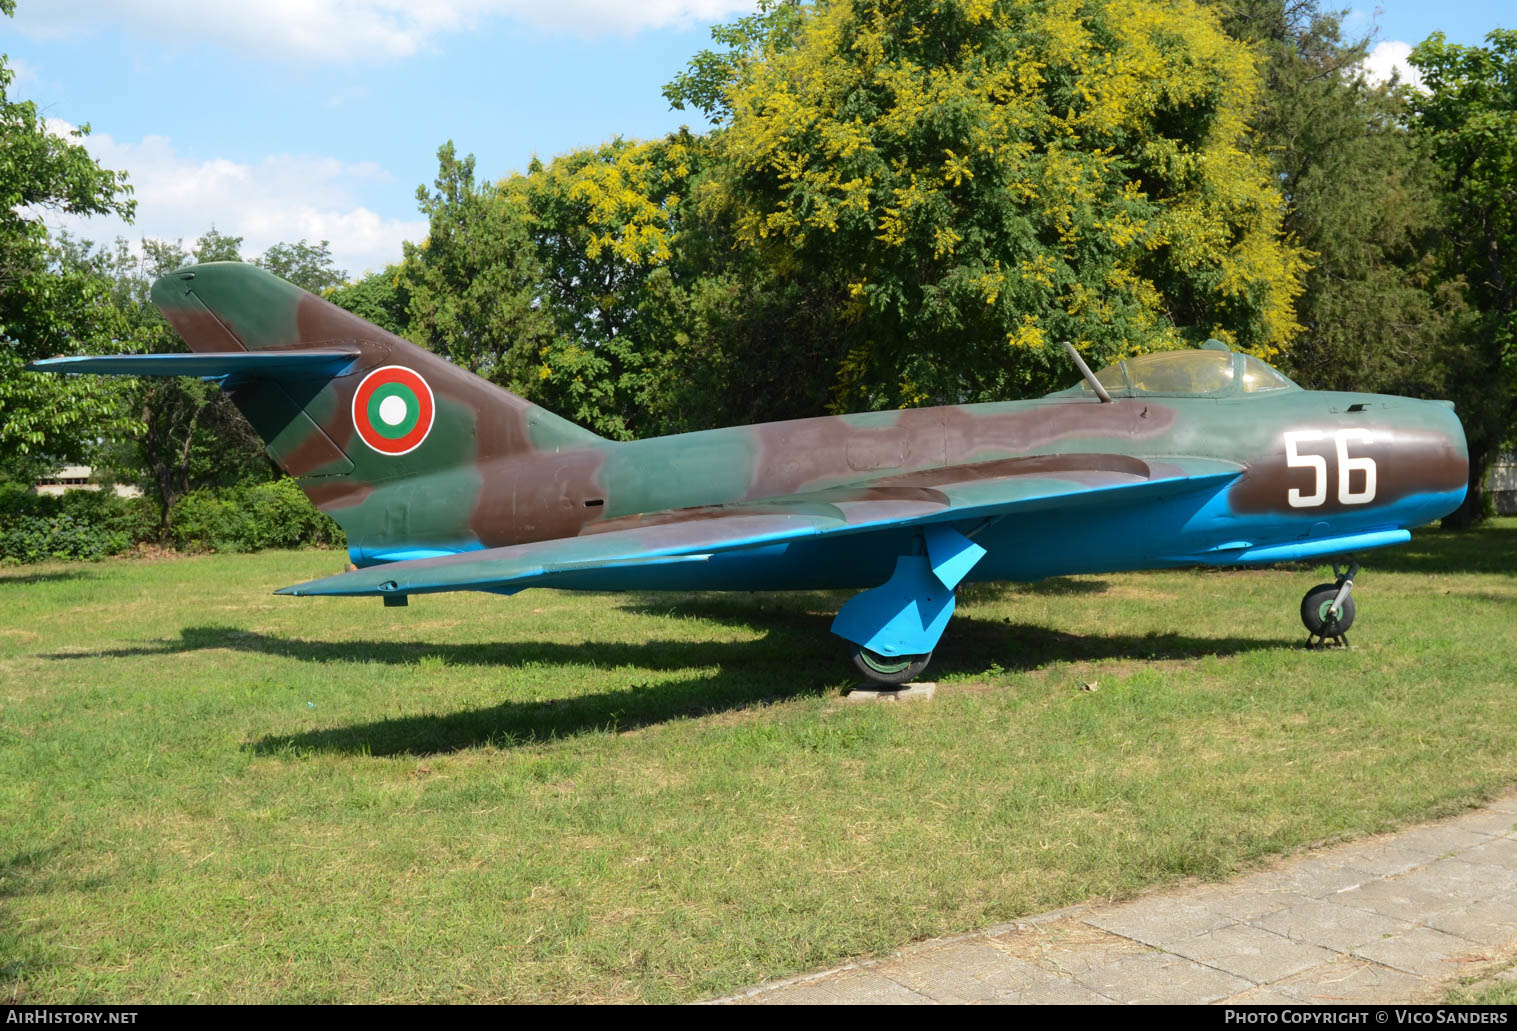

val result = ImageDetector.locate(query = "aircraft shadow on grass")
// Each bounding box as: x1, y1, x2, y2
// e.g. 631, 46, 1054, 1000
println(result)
0, 570, 97, 588
45, 613, 1287, 758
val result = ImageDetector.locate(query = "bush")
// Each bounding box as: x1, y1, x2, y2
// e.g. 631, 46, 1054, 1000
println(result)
0, 515, 130, 562
170, 478, 344, 553
0, 482, 136, 562
0, 477, 344, 562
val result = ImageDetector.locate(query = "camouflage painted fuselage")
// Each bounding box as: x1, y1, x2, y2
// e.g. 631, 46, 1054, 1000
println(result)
540, 391, 1467, 593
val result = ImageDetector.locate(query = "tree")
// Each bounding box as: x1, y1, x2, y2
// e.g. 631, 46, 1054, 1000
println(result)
329, 266, 410, 336
91, 231, 277, 530
504, 135, 697, 438
257, 239, 347, 294
400, 138, 695, 438
1208, 1, 1463, 400
400, 143, 556, 392
0, 0, 137, 473
669, 0, 1308, 411
190, 225, 242, 264
1409, 30, 1517, 528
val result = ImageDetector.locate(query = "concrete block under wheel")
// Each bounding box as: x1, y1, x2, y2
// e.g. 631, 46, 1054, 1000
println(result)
845, 682, 936, 702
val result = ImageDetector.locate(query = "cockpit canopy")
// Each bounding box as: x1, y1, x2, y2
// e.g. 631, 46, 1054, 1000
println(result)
1054, 342, 1298, 399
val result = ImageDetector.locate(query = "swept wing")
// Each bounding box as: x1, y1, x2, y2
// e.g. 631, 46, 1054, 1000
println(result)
279, 454, 1242, 598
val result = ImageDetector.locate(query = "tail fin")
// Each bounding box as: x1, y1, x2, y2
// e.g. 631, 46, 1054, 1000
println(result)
150, 261, 599, 457
138, 262, 604, 560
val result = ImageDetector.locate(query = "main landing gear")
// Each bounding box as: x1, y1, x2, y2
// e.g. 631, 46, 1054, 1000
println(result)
1301, 559, 1358, 648
850, 645, 934, 686
833, 525, 987, 687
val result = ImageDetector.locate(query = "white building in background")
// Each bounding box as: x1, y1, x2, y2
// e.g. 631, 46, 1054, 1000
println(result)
33, 466, 142, 499
1490, 452, 1517, 516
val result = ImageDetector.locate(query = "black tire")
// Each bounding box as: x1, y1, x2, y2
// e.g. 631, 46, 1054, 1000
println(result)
850, 646, 933, 686
1301, 582, 1356, 636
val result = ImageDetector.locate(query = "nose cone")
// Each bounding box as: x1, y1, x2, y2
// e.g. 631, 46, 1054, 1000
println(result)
1434, 398, 1469, 482
1421, 398, 1469, 516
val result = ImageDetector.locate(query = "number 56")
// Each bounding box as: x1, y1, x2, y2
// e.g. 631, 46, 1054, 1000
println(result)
1283, 429, 1376, 507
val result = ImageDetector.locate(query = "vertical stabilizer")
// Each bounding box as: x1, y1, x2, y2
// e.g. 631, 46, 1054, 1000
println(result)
149, 263, 605, 560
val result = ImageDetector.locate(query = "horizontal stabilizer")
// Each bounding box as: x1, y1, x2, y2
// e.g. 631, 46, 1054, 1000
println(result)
26, 350, 360, 380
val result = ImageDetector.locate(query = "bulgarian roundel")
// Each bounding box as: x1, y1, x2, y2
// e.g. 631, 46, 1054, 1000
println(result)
351, 366, 435, 456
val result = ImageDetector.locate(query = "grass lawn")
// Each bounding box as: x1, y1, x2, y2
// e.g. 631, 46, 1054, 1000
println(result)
3, 520, 1516, 1003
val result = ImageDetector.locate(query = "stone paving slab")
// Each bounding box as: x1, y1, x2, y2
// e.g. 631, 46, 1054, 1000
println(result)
983, 921, 1150, 977
1164, 922, 1336, 983
1270, 958, 1431, 1005
1233, 856, 1383, 899
1084, 896, 1235, 946
1424, 897, 1517, 947
1331, 843, 1434, 878
1334, 876, 1479, 923
1253, 898, 1415, 952
711, 792, 1517, 1005
1350, 926, 1491, 979
1447, 810, 1517, 838
1073, 951, 1252, 1004
1379, 825, 1496, 858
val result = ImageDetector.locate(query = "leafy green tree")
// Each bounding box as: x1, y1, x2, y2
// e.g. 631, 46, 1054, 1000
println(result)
670, 0, 1308, 410
91, 232, 276, 530
400, 143, 556, 391
257, 238, 347, 294
1209, 1, 1464, 399
329, 266, 411, 336
190, 226, 243, 264
505, 135, 698, 438
1410, 30, 1517, 527
401, 138, 695, 438
0, 0, 136, 473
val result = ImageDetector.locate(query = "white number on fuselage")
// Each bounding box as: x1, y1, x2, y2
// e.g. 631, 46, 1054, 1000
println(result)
1283, 429, 1377, 507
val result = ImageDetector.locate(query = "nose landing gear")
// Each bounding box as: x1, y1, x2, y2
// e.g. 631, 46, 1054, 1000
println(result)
1302, 560, 1358, 648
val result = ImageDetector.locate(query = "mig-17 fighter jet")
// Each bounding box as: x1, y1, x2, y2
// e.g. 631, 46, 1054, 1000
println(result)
30, 263, 1469, 683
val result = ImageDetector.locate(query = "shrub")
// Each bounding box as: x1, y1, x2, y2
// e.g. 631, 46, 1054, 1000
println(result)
0, 482, 135, 562
170, 479, 344, 552
0, 477, 344, 562
0, 513, 130, 562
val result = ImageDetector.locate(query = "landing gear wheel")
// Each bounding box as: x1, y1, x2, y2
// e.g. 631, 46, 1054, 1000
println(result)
850, 646, 933, 686
1301, 582, 1355, 644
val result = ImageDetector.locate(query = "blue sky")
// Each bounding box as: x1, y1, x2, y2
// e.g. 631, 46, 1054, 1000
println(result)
2, 1, 1509, 277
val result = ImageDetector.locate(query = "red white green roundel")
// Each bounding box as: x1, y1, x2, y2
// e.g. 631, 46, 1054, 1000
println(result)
352, 366, 435, 456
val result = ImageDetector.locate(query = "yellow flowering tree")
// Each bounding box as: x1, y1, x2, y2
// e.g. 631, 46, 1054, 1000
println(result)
672, 0, 1308, 408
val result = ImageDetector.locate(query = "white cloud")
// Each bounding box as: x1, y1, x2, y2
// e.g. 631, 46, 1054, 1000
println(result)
42, 119, 427, 277
14, 0, 758, 60
1361, 40, 1427, 91
6, 56, 41, 90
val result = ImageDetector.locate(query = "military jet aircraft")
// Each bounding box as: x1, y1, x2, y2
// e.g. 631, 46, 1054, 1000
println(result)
30, 263, 1469, 683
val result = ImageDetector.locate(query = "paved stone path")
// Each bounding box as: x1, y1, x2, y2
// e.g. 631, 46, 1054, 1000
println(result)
713, 794, 1517, 1005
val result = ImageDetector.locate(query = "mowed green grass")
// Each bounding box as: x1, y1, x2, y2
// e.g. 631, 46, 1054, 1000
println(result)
3, 522, 1516, 1003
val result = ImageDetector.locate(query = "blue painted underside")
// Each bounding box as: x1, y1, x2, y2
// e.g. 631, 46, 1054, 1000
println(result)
483, 486, 1466, 595
349, 541, 487, 567
338, 478, 1467, 655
